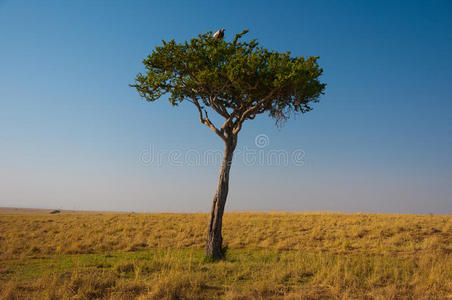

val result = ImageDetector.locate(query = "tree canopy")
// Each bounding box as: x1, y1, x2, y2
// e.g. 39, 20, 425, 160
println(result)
131, 30, 326, 140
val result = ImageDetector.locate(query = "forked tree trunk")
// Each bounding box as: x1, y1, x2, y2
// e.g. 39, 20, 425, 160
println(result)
206, 137, 236, 259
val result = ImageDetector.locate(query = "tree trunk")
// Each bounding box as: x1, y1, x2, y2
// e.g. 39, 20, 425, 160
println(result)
206, 137, 236, 259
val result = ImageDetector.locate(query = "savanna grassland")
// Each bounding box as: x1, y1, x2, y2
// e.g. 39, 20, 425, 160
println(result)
0, 211, 450, 299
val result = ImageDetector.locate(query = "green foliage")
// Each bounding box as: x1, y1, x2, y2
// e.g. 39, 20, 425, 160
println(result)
131, 29, 326, 127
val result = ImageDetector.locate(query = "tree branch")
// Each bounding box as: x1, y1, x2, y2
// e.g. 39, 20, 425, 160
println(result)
191, 98, 205, 123
203, 110, 226, 141
210, 96, 230, 119
192, 97, 226, 141
220, 117, 233, 135
233, 87, 280, 135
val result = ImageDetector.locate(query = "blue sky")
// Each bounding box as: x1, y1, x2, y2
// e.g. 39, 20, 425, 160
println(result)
0, 0, 451, 213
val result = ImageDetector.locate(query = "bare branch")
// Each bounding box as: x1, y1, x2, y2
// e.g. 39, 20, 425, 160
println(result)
233, 87, 280, 135
208, 82, 232, 119
191, 98, 205, 123
210, 96, 230, 119
190, 97, 226, 140
220, 117, 233, 135
203, 110, 226, 141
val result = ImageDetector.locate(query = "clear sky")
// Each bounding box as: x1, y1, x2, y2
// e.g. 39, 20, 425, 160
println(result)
1, 1, 451, 213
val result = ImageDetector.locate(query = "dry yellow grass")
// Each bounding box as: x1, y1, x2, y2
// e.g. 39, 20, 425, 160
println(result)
0, 212, 451, 299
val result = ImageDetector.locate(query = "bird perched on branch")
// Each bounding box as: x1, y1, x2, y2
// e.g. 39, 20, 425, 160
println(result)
213, 28, 225, 40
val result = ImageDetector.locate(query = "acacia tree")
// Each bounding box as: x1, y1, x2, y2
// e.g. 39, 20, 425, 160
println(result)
131, 30, 326, 259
